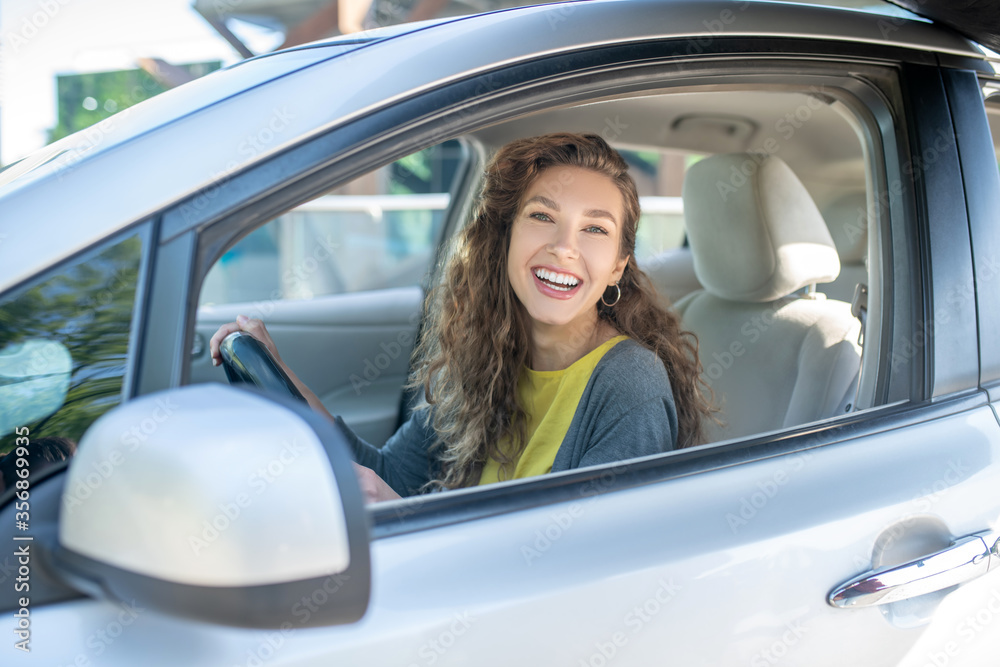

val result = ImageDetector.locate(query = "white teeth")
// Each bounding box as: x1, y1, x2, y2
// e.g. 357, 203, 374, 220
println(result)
534, 268, 579, 287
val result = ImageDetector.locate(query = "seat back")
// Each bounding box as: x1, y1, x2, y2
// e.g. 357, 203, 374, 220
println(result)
641, 247, 702, 308
676, 154, 861, 443
820, 191, 868, 303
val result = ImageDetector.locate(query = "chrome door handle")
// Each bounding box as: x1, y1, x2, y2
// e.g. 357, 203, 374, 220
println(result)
829, 530, 1000, 608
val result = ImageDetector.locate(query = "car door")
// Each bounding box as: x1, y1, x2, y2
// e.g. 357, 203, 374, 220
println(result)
5, 3, 1000, 666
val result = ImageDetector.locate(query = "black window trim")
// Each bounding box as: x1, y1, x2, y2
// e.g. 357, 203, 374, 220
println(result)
123, 221, 156, 401
946, 69, 1000, 399
897, 63, 981, 399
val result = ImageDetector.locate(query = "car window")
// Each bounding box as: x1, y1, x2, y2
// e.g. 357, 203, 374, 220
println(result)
469, 85, 877, 444
199, 141, 466, 305
617, 148, 689, 260
0, 233, 144, 493
191, 74, 891, 498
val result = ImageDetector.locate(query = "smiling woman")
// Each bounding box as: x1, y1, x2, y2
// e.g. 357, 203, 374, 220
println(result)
507, 165, 630, 366
209, 132, 715, 501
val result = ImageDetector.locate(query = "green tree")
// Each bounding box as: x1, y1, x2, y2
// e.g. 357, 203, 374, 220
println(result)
48, 62, 220, 143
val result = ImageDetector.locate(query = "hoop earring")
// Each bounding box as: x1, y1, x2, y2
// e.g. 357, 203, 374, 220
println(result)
601, 282, 621, 307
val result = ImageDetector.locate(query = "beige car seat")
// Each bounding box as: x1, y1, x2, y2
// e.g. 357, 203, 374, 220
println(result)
820, 191, 868, 304
641, 247, 702, 308
675, 154, 862, 443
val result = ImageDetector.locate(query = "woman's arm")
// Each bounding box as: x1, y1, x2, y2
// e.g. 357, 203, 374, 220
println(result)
578, 394, 677, 468
332, 409, 439, 497
553, 340, 679, 473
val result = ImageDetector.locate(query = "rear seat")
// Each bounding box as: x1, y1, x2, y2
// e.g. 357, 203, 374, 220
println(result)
640, 247, 701, 308
818, 191, 868, 304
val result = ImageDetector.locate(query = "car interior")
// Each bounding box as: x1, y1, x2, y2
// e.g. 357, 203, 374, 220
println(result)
190, 82, 876, 472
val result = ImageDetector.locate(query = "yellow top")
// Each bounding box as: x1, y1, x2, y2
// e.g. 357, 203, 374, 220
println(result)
478, 335, 630, 485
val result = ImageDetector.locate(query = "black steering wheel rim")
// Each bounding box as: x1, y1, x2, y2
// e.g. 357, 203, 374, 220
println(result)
218, 332, 307, 403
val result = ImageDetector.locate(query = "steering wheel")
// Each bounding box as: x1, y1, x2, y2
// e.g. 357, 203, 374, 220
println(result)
218, 331, 307, 403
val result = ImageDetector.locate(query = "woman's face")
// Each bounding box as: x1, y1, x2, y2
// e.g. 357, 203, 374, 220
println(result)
507, 165, 630, 338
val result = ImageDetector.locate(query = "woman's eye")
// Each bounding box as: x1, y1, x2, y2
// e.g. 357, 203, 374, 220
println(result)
529, 212, 552, 222
585, 225, 609, 235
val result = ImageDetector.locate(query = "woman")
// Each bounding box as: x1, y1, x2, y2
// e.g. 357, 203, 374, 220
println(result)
210, 133, 713, 502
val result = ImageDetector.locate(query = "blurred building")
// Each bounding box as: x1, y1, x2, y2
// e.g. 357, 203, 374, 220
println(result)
191, 0, 567, 54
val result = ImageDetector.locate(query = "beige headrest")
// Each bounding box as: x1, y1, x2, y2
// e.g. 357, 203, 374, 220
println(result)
682, 153, 840, 303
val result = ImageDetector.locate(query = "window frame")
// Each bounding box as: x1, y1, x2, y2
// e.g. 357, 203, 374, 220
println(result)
154, 38, 967, 536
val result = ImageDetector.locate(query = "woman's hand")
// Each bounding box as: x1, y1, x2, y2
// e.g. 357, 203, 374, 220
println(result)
209, 314, 282, 367
353, 463, 402, 503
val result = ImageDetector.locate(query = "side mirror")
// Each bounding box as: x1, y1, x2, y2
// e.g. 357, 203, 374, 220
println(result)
53, 384, 370, 628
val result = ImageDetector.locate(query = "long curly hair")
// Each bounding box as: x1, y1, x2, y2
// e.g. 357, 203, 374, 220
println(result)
407, 132, 714, 490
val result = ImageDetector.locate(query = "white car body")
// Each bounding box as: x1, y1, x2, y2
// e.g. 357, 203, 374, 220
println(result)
2, 1, 1000, 665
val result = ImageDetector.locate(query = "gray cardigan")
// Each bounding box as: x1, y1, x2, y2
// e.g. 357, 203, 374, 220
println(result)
334, 338, 678, 496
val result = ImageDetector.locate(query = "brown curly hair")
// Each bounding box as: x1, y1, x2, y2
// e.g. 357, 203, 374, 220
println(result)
407, 132, 714, 490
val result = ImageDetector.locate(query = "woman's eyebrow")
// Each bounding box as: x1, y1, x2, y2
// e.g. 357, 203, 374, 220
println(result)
585, 209, 618, 225
524, 195, 618, 227
524, 195, 558, 209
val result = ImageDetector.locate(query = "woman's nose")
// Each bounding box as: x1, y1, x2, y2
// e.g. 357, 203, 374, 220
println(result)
547, 223, 579, 258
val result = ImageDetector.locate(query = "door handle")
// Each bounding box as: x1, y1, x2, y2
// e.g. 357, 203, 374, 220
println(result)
828, 530, 1000, 608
